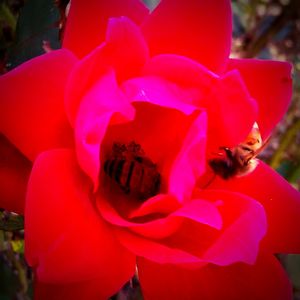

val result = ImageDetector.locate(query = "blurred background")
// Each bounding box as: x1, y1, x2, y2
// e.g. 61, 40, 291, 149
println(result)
0, 0, 299, 299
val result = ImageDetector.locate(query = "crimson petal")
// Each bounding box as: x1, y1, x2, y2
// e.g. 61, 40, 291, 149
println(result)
63, 0, 149, 58
34, 278, 115, 300
114, 190, 265, 266
163, 190, 266, 266
138, 253, 292, 300
65, 16, 148, 126
25, 149, 135, 294
74, 70, 135, 186
141, 54, 258, 148
0, 49, 77, 160
169, 112, 207, 202
208, 161, 300, 253
115, 228, 204, 265
98, 195, 222, 239
0, 134, 31, 213
142, 0, 232, 73
226, 59, 293, 139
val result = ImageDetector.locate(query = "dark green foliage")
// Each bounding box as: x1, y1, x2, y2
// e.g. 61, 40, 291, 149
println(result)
7, 0, 61, 69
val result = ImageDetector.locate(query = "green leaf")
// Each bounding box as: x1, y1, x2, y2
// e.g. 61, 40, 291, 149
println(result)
7, 0, 61, 69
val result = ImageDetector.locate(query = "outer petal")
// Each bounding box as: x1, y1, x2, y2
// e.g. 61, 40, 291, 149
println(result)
138, 253, 292, 300
226, 59, 293, 138
34, 278, 114, 300
63, 0, 149, 58
207, 161, 300, 253
213, 70, 258, 148
100, 17, 149, 81
25, 149, 135, 297
142, 0, 232, 73
0, 134, 31, 214
0, 49, 78, 160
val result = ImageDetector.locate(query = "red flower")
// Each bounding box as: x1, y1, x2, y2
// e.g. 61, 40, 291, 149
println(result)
0, 0, 299, 299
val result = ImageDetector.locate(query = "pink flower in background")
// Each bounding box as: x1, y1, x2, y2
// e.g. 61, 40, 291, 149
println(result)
0, 0, 299, 299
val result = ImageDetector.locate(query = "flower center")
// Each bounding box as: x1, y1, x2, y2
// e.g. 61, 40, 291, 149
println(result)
103, 141, 161, 201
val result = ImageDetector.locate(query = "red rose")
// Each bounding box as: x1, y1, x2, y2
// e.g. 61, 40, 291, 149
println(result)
0, 0, 299, 299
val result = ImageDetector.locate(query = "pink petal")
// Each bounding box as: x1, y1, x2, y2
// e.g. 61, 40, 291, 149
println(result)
128, 194, 181, 218
65, 17, 147, 126
207, 161, 300, 253
97, 195, 222, 239
226, 59, 293, 138
63, 0, 149, 58
141, 54, 258, 148
0, 134, 31, 214
122, 76, 199, 115
164, 190, 266, 266
74, 70, 135, 186
0, 49, 77, 160
169, 112, 207, 202
138, 253, 292, 300
197, 190, 266, 265
142, 0, 232, 73
97, 194, 183, 239
101, 101, 200, 191
114, 191, 265, 266
25, 149, 135, 293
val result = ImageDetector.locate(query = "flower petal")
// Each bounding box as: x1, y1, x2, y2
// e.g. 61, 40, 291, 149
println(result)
0, 134, 31, 214
164, 190, 266, 266
142, 54, 217, 92
0, 49, 77, 160
129, 194, 181, 217
34, 278, 113, 300
63, 0, 149, 58
97, 195, 222, 239
25, 149, 135, 294
65, 16, 147, 127
99, 17, 149, 81
213, 70, 258, 148
197, 190, 266, 265
74, 70, 135, 186
114, 191, 265, 266
142, 0, 232, 73
122, 76, 199, 115
97, 194, 183, 239
206, 161, 300, 253
169, 112, 207, 202
141, 55, 258, 148
138, 253, 292, 300
101, 101, 200, 192
226, 59, 293, 139
115, 228, 205, 265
